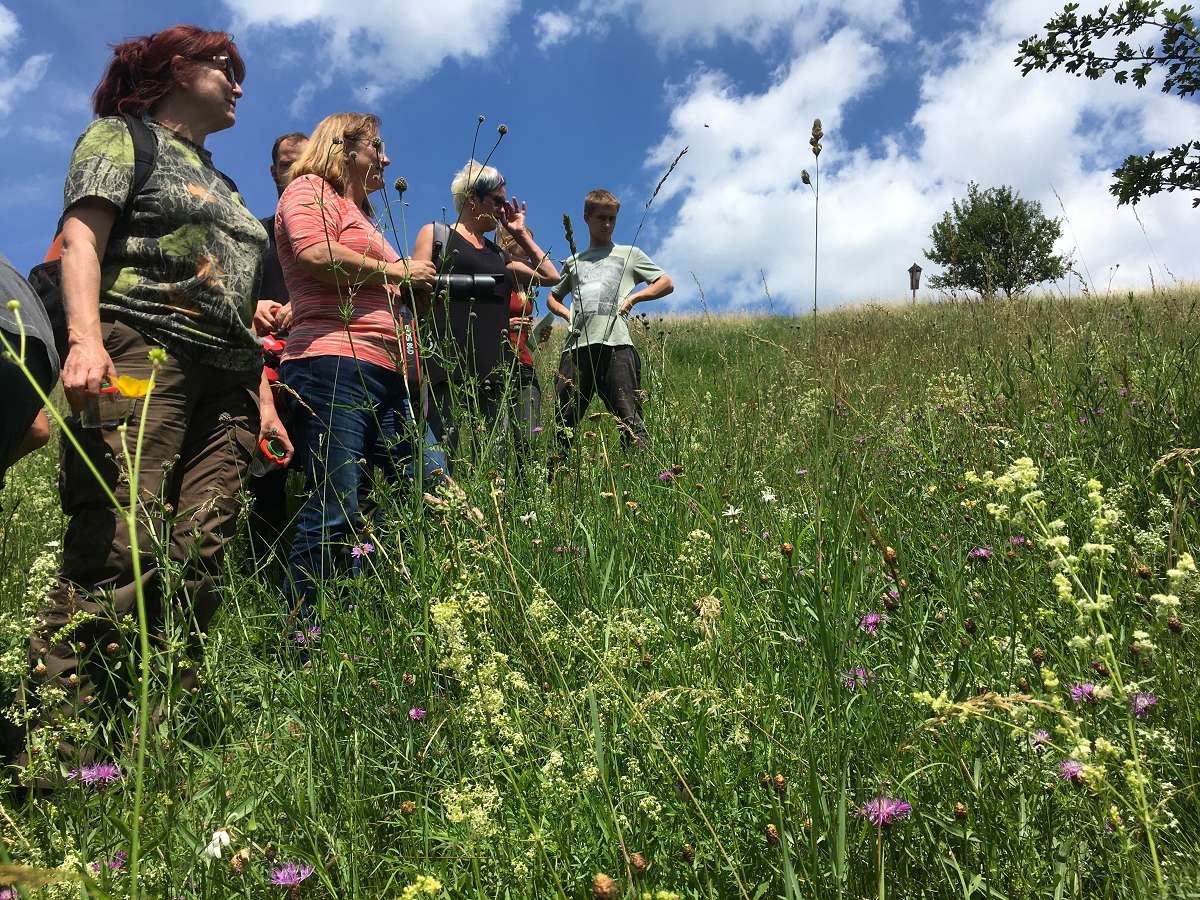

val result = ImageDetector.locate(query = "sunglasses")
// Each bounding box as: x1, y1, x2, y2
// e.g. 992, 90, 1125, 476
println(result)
195, 54, 240, 87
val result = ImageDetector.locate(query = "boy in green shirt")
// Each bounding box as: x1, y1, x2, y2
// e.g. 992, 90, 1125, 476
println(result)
548, 189, 674, 448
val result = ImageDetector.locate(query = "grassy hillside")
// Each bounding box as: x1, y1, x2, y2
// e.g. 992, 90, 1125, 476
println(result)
1, 288, 1199, 898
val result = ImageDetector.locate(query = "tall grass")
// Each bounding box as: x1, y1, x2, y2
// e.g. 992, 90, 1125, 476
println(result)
1, 288, 1198, 899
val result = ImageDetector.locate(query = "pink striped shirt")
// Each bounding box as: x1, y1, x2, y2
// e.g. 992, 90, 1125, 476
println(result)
276, 174, 405, 372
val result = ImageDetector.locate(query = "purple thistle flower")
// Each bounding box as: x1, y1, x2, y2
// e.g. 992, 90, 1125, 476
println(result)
658, 470, 676, 482
293, 625, 321, 646
89, 851, 127, 874
408, 707, 427, 721
968, 546, 993, 560
1029, 729, 1051, 750
858, 612, 883, 635
350, 541, 374, 559
841, 667, 875, 690
1131, 692, 1158, 717
882, 588, 899, 602
1059, 759, 1085, 786
1069, 683, 1098, 705
856, 796, 912, 827
270, 862, 315, 887
532, 425, 544, 434
70, 762, 122, 788
0, 888, 14, 899
1009, 535, 1029, 547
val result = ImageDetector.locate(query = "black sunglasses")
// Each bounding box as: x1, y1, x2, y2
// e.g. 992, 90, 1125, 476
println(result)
195, 54, 240, 87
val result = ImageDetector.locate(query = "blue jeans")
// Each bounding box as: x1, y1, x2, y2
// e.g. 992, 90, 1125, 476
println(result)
281, 355, 445, 620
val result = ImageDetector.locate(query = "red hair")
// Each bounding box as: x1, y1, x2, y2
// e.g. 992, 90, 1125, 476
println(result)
92, 24, 245, 118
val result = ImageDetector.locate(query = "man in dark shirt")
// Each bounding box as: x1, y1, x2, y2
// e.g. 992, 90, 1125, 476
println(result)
249, 131, 307, 567
0, 252, 60, 493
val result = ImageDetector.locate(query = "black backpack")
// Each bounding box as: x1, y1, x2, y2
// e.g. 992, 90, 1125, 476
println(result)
26, 113, 159, 359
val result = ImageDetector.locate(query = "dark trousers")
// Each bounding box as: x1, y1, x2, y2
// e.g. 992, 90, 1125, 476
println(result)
554, 343, 647, 448
428, 364, 541, 473
21, 320, 258, 765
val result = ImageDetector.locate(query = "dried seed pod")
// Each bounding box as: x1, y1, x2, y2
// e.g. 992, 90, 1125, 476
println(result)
106, 642, 120, 654
592, 872, 619, 899
1167, 616, 1183, 634
641, 654, 653, 668
230, 847, 251, 874
764, 823, 780, 846
1031, 647, 1046, 666
772, 774, 787, 796
400, 800, 417, 815
680, 843, 695, 863
883, 545, 897, 565
628, 852, 647, 875
954, 802, 968, 821
1017, 677, 1031, 693
781, 542, 794, 558
1136, 564, 1151, 580
758, 771, 771, 790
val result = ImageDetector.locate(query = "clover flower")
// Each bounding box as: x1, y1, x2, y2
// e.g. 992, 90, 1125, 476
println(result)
1131, 692, 1158, 717
858, 612, 883, 635
842, 667, 875, 690
70, 762, 122, 788
270, 862, 314, 886
856, 796, 912, 827
1069, 682, 1098, 705
351, 542, 374, 559
1059, 759, 1085, 785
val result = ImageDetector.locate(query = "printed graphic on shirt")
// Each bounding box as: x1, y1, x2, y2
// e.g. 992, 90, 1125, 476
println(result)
63, 117, 268, 371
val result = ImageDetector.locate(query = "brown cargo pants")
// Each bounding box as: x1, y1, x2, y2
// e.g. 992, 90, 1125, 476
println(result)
16, 320, 258, 767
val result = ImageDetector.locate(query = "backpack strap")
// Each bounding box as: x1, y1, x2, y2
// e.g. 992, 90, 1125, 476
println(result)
431, 220, 450, 270
121, 113, 158, 202
50, 115, 158, 241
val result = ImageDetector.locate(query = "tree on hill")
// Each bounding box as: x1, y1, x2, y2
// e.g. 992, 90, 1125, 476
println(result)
1016, 1, 1199, 208
925, 183, 1069, 300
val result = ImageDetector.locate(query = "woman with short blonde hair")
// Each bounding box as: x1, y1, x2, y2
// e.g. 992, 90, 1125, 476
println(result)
413, 159, 559, 471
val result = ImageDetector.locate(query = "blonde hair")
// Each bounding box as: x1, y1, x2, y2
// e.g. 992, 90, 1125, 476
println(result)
450, 159, 505, 213
494, 227, 528, 261
285, 112, 381, 214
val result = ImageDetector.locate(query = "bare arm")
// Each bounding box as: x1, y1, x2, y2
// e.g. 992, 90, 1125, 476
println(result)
507, 259, 560, 292
547, 291, 571, 321
294, 239, 435, 290
619, 273, 674, 315
59, 199, 119, 407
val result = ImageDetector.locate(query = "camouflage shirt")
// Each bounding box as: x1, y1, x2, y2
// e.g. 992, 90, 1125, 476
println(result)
63, 117, 268, 372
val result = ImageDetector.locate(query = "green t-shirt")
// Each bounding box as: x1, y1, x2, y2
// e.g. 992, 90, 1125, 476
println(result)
551, 244, 665, 351
63, 117, 268, 371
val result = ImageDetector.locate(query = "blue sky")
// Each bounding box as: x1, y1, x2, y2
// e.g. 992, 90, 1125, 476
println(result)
1, 0, 1197, 312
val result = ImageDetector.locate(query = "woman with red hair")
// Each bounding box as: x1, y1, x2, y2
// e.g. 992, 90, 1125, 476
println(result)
12, 24, 292, 779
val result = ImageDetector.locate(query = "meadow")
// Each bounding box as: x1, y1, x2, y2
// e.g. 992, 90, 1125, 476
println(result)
0, 289, 1198, 899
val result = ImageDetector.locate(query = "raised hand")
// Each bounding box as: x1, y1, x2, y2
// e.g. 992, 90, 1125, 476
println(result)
500, 196, 529, 236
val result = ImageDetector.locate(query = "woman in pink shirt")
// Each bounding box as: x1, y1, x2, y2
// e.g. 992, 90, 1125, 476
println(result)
274, 111, 436, 624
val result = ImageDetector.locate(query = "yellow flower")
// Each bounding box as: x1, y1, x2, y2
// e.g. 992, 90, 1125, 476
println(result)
114, 375, 151, 397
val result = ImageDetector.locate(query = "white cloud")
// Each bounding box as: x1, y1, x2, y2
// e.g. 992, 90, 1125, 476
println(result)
222, 0, 522, 100
534, 10, 579, 50
0, 4, 50, 120
535, 0, 908, 50
643, 0, 1200, 311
